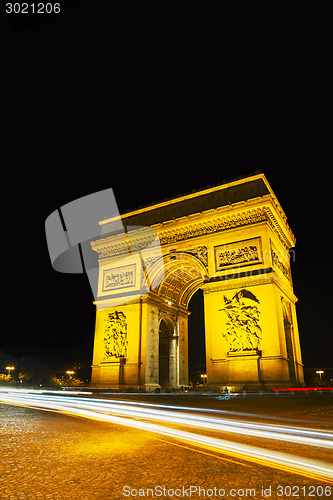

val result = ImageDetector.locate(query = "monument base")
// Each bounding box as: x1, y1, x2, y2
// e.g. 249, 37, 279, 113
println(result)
207, 350, 294, 391
144, 383, 161, 393
207, 350, 264, 391
228, 350, 262, 390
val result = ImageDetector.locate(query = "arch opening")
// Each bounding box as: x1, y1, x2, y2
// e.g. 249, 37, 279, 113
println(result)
153, 252, 208, 389
188, 288, 206, 386
153, 252, 207, 309
158, 314, 178, 389
282, 300, 296, 385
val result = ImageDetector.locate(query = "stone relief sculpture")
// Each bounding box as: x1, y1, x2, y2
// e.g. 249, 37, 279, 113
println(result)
103, 266, 135, 290
186, 246, 208, 268
104, 311, 128, 359
271, 249, 291, 282
217, 245, 258, 269
219, 289, 262, 353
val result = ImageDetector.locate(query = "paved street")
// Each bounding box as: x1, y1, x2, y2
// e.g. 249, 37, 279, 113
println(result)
0, 393, 332, 499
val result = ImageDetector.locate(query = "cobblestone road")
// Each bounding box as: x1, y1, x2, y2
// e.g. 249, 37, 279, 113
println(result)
0, 397, 332, 500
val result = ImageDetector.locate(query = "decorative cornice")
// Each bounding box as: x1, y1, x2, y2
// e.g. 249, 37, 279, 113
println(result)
91, 228, 160, 259
156, 205, 293, 250
91, 202, 295, 260
202, 275, 275, 294
202, 272, 297, 304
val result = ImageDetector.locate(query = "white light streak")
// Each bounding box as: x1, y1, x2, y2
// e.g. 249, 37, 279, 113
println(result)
1, 391, 332, 482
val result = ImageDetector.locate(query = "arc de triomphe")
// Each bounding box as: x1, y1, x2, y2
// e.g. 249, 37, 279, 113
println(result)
90, 173, 304, 391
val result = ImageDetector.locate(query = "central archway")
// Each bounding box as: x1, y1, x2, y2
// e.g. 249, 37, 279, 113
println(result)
151, 251, 208, 309
158, 315, 177, 388
282, 299, 296, 385
150, 252, 208, 389
188, 288, 206, 386
158, 318, 170, 387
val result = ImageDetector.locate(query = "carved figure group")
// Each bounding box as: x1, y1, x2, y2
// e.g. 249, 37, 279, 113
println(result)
218, 245, 258, 269
104, 311, 128, 359
220, 289, 262, 352
271, 249, 290, 281
105, 269, 134, 289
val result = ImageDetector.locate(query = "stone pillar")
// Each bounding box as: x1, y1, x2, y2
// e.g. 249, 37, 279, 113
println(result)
169, 333, 178, 388
203, 287, 229, 388
290, 303, 304, 385
91, 299, 145, 389
178, 312, 189, 386
203, 280, 299, 390
144, 301, 160, 392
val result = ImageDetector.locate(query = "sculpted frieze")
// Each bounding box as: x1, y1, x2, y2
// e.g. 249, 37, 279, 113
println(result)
102, 264, 136, 292
271, 248, 291, 282
157, 207, 273, 246
185, 246, 208, 268
219, 289, 262, 353
215, 238, 261, 272
104, 311, 128, 359
93, 205, 292, 261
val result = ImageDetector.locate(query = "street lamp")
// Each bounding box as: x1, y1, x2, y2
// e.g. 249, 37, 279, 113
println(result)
6, 366, 15, 376
316, 370, 324, 385
200, 374, 207, 384
66, 370, 75, 380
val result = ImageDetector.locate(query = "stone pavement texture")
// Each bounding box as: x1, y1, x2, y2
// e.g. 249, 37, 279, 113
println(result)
0, 399, 332, 500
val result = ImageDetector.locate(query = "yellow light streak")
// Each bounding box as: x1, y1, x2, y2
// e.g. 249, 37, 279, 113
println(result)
0, 392, 332, 484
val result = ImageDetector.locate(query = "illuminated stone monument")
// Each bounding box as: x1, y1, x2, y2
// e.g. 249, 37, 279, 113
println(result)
90, 173, 304, 390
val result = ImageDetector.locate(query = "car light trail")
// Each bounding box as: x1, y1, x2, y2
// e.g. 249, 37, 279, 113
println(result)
1, 391, 332, 483
1, 388, 329, 425
2, 392, 332, 447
